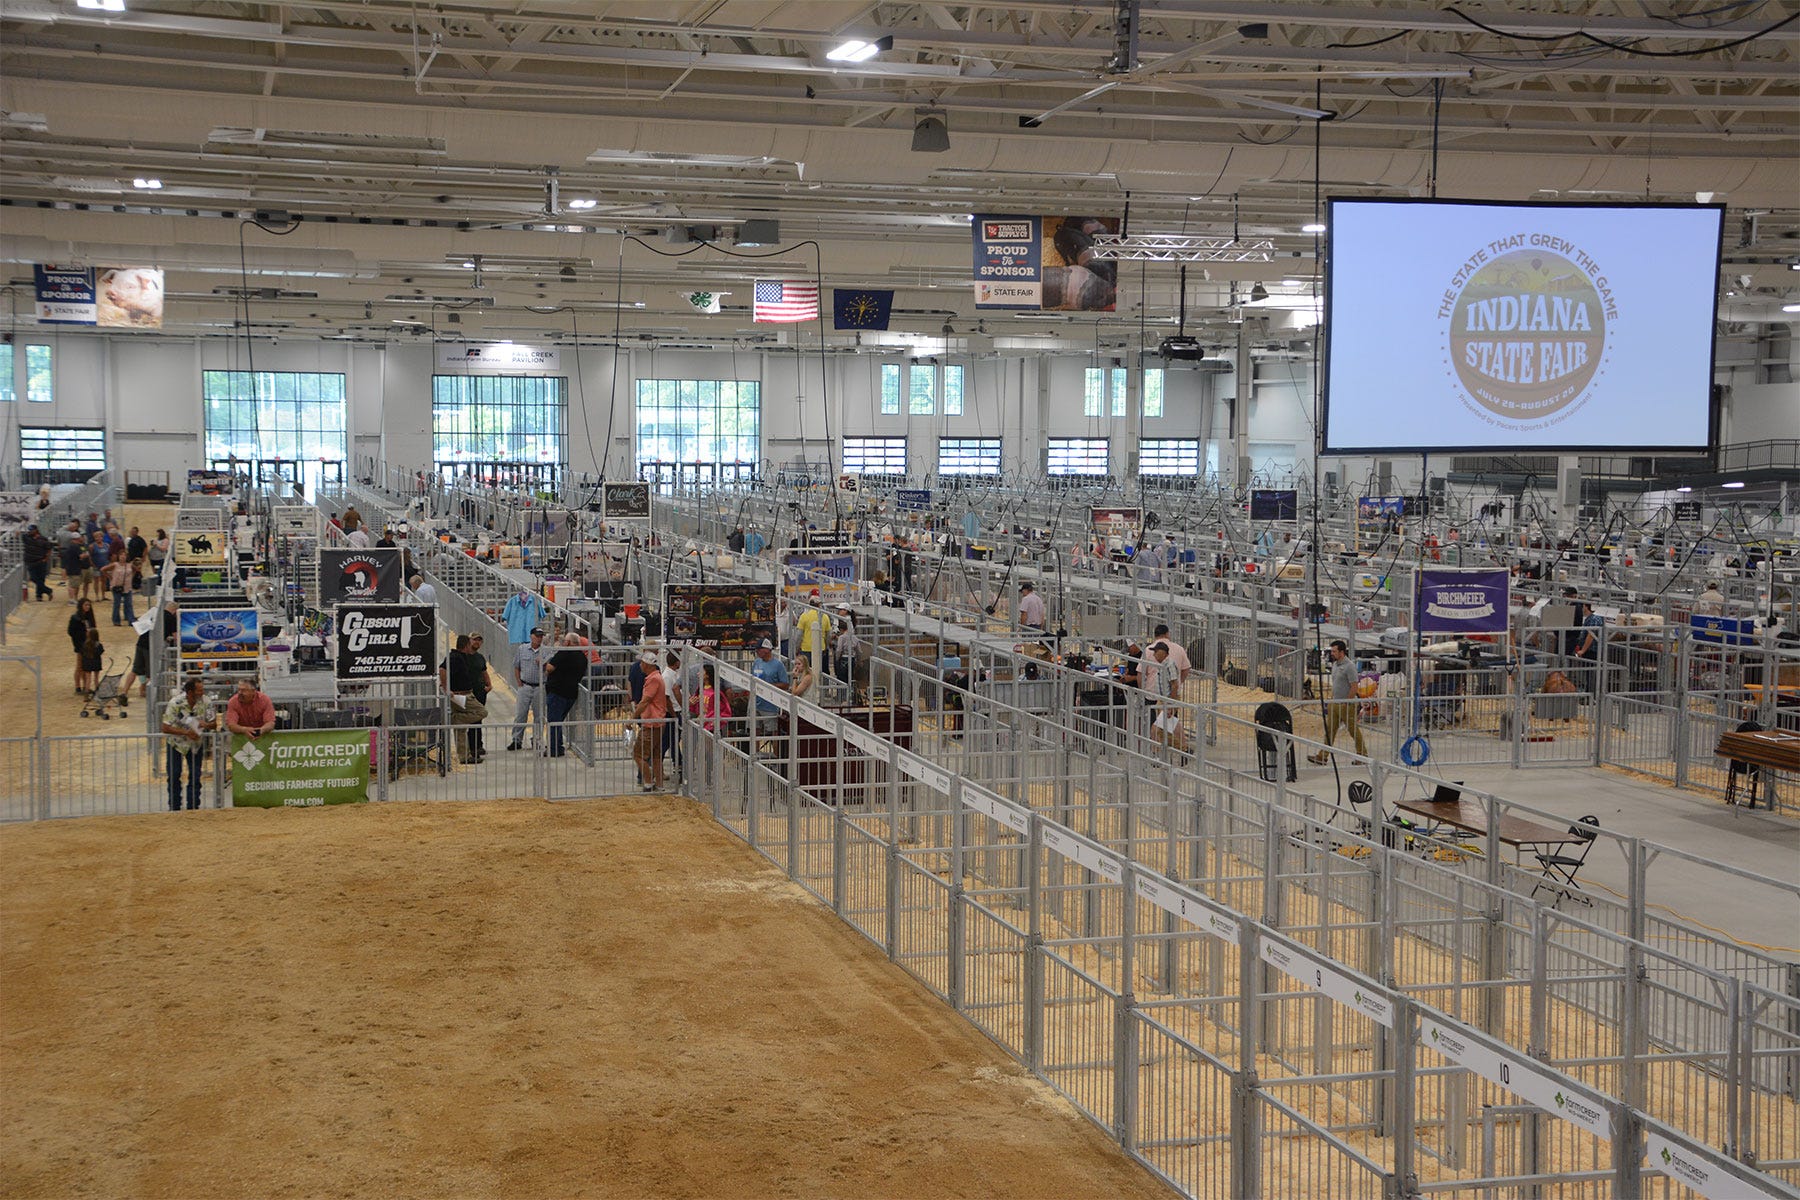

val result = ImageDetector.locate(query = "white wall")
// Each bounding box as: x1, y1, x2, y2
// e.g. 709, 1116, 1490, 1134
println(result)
3, 327, 1788, 487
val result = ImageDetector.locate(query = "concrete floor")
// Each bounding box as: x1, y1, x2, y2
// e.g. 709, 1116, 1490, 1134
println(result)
1295, 757, 1800, 960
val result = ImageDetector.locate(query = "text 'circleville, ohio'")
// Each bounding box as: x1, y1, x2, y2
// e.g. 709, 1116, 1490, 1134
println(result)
1446, 246, 1608, 425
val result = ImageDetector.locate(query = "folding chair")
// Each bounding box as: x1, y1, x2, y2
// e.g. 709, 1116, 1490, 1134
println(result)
1724, 719, 1765, 810
1532, 815, 1600, 906
1254, 701, 1298, 782
388, 705, 448, 779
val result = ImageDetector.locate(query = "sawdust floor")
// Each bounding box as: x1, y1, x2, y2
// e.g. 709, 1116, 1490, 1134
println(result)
0, 795, 1170, 1200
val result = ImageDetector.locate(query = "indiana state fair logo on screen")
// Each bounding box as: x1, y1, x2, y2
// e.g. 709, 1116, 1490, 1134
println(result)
1440, 234, 1616, 431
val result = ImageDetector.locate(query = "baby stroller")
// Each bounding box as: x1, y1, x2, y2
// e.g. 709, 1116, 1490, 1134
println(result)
80, 657, 127, 721
1254, 700, 1298, 782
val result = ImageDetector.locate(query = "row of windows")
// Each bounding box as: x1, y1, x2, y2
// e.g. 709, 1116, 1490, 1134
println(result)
19, 426, 105, 473
842, 436, 1209, 477
877, 362, 964, 416
1083, 367, 1165, 419
0, 343, 55, 404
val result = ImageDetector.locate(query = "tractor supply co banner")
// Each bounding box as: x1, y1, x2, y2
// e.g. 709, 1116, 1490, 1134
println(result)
230, 731, 370, 808
334, 604, 437, 685
782, 551, 856, 597
1415, 568, 1511, 635
319, 547, 403, 605
973, 215, 1119, 312
665, 582, 778, 649
602, 481, 652, 522
35, 265, 165, 328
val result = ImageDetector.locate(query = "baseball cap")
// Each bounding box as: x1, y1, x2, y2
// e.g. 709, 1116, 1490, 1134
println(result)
639, 648, 658, 663
809, 588, 821, 597
758, 637, 774, 650
530, 627, 545, 636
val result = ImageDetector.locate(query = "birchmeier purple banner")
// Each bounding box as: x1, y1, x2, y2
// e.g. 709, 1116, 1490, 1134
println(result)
1416, 569, 1510, 635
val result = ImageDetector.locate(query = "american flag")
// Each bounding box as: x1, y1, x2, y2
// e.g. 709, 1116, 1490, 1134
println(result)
752, 279, 819, 323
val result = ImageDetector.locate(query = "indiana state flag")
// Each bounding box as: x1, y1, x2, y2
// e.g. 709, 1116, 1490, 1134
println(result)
833, 288, 894, 331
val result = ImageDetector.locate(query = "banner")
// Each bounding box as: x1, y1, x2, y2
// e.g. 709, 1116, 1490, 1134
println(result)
570, 541, 629, 583
684, 290, 723, 314
1358, 496, 1406, 519
272, 505, 318, 536
782, 551, 856, 597
172, 528, 229, 567
1689, 614, 1754, 647
36, 265, 165, 327
972, 215, 1042, 310
1416, 569, 1511, 635
177, 607, 260, 664
334, 604, 438, 684
665, 582, 778, 649
972, 216, 1118, 312
230, 731, 370, 808
319, 547, 403, 605
896, 488, 932, 510
1089, 506, 1141, 531
434, 343, 560, 372
602, 481, 652, 521
186, 469, 235, 496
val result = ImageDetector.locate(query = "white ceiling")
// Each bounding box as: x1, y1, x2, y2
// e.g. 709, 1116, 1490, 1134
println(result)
2, 0, 1796, 349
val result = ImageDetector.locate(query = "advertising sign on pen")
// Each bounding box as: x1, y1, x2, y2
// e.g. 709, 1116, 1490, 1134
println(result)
1416, 568, 1511, 636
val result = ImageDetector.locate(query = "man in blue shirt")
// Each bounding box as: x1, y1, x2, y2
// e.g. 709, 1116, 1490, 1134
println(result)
749, 637, 790, 736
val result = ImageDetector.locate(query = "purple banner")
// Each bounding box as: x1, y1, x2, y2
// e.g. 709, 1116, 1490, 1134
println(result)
1416, 569, 1510, 635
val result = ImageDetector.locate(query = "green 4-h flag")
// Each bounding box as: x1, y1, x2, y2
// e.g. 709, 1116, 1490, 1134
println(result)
230, 730, 370, 808
685, 290, 722, 314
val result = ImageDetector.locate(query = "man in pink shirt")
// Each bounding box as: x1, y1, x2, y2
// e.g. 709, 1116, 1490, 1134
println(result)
224, 677, 277, 739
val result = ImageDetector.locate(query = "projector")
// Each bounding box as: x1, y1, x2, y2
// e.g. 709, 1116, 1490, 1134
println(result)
1158, 336, 1205, 361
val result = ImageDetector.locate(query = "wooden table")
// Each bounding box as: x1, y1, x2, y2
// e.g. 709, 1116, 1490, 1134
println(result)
1715, 728, 1799, 809
1391, 797, 1578, 861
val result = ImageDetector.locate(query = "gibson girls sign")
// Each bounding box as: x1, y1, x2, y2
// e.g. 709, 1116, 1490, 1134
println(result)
1415, 569, 1511, 636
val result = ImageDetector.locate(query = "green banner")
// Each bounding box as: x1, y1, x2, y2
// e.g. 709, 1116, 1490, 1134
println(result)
230, 730, 370, 808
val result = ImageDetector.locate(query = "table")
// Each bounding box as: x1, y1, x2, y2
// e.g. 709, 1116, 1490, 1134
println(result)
1391, 797, 1579, 862
1715, 728, 1799, 809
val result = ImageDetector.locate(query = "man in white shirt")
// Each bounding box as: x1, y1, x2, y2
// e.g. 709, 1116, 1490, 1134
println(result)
411, 574, 438, 605
1017, 582, 1047, 632
345, 525, 371, 548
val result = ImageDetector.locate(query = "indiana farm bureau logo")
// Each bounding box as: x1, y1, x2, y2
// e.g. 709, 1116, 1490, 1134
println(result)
1439, 233, 1616, 429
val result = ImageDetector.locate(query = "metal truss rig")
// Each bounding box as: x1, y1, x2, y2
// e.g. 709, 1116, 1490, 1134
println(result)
1086, 233, 1276, 262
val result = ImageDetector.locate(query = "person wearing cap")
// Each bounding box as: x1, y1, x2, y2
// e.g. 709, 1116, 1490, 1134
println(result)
795, 589, 829, 678
831, 604, 860, 693
507, 627, 547, 751
634, 648, 668, 791
1018, 581, 1047, 632
750, 638, 791, 737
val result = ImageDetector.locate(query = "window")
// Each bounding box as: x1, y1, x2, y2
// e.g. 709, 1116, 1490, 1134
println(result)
1083, 366, 1129, 417
938, 437, 1001, 476
434, 375, 567, 470
20, 426, 105, 476
944, 365, 964, 416
842, 436, 907, 476
1139, 438, 1200, 475
203, 370, 348, 466
0, 343, 12, 402
908, 363, 935, 415
25, 345, 53, 403
634, 378, 760, 473
880, 363, 900, 415
1048, 437, 1109, 476
1143, 367, 1164, 418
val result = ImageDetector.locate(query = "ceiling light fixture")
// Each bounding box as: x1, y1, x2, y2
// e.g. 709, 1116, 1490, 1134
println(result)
132, 177, 162, 190
1784, 302, 1800, 313
912, 108, 950, 154
76, 0, 126, 10
566, 198, 598, 210
826, 35, 893, 62
1675, 486, 1692, 493
1722, 481, 1746, 488
1248, 283, 1269, 302
1301, 222, 1325, 234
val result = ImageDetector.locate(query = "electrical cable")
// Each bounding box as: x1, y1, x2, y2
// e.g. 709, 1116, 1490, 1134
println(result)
1446, 4, 1799, 55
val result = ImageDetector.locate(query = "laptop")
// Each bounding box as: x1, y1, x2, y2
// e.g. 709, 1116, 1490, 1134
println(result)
1431, 782, 1463, 805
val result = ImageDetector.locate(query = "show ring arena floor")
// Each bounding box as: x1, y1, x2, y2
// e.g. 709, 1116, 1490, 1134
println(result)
0, 795, 1171, 1200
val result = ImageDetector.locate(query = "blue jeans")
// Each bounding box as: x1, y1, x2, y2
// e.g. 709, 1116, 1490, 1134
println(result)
112, 585, 135, 626
546, 691, 575, 757
166, 744, 203, 810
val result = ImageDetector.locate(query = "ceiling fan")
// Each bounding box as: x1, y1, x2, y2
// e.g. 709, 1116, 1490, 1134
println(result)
1017, 2, 1332, 127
